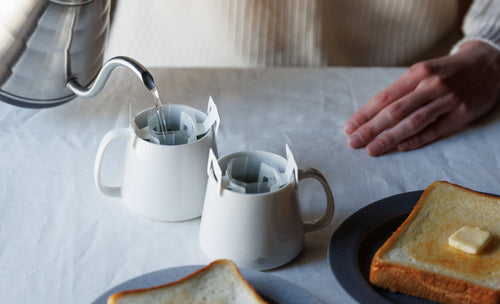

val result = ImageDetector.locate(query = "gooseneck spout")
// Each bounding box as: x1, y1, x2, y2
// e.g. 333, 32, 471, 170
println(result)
66, 56, 155, 98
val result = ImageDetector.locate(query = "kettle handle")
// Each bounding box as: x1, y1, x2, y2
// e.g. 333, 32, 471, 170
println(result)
300, 167, 335, 233
67, 56, 155, 98
94, 127, 130, 198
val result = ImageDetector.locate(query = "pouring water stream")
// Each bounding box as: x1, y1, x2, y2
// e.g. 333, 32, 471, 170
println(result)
151, 86, 168, 134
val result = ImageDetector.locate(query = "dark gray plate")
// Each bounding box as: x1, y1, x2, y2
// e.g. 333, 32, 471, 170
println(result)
328, 190, 439, 304
93, 265, 321, 304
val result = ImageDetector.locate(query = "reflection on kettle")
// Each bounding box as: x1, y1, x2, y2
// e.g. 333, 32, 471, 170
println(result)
0, 0, 155, 108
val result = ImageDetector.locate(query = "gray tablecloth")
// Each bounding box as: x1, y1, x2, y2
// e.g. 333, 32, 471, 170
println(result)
1, 67, 499, 303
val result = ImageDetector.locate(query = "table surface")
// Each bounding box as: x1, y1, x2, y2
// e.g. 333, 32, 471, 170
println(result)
2, 67, 500, 304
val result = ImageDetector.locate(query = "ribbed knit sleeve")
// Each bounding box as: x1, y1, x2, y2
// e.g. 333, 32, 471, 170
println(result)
105, 0, 464, 67
451, 0, 500, 53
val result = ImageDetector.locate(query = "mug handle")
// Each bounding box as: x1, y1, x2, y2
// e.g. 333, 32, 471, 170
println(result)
299, 167, 335, 233
93, 127, 129, 198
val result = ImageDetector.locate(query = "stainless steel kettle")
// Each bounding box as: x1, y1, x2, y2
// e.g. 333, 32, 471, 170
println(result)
0, 0, 155, 108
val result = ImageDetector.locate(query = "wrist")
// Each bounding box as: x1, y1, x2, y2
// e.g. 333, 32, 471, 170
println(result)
457, 40, 500, 80
457, 40, 500, 63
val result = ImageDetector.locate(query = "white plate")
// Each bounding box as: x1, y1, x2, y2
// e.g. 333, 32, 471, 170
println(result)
93, 265, 321, 304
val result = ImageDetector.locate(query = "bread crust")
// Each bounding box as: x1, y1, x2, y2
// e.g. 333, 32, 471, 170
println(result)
370, 257, 500, 304
107, 259, 267, 304
369, 181, 500, 304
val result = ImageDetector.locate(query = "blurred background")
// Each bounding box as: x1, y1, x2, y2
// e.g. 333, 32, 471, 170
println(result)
104, 0, 470, 68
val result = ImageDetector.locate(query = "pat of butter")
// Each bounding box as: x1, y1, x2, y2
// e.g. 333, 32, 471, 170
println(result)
448, 226, 492, 254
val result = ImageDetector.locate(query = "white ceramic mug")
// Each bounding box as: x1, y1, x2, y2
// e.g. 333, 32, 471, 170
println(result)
94, 98, 219, 221
199, 145, 334, 270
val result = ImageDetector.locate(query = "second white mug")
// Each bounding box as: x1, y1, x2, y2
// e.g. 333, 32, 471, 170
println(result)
199, 145, 334, 270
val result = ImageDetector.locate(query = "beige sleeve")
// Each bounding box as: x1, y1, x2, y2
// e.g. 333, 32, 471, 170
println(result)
451, 0, 500, 53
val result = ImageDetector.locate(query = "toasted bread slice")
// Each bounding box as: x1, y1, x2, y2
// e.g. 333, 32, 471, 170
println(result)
369, 181, 500, 304
107, 259, 267, 304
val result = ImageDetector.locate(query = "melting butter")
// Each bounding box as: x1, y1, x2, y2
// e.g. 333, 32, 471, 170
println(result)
448, 226, 492, 254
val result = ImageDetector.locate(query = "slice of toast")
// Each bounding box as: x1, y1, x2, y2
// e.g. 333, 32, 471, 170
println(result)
107, 259, 267, 304
369, 181, 500, 304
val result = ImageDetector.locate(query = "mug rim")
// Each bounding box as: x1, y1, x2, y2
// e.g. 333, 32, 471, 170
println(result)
213, 150, 294, 196
133, 104, 213, 148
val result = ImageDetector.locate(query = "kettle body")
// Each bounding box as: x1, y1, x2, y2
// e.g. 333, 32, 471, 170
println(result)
0, 0, 111, 108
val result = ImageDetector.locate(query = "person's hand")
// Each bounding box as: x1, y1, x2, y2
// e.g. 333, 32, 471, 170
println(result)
344, 40, 500, 156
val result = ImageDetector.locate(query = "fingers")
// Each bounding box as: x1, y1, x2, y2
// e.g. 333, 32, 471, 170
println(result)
344, 68, 425, 135
396, 109, 465, 152
348, 91, 430, 149
345, 61, 460, 156
364, 93, 457, 156
348, 75, 450, 151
